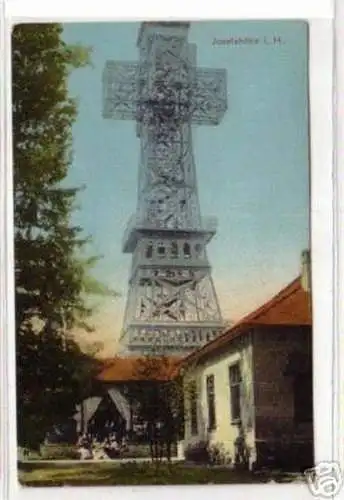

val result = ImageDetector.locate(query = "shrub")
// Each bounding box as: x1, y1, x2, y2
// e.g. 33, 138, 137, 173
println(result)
184, 441, 210, 463
40, 444, 79, 460
185, 441, 233, 466
208, 442, 232, 466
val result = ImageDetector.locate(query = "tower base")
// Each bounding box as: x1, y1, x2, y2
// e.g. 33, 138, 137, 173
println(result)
119, 323, 224, 356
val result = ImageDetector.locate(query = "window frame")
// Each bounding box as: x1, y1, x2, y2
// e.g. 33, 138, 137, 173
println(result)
206, 374, 216, 431
189, 381, 198, 436
229, 362, 242, 424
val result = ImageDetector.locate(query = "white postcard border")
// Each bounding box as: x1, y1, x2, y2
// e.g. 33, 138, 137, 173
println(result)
0, 1, 335, 499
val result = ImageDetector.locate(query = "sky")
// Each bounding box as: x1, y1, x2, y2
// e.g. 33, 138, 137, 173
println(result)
62, 21, 310, 356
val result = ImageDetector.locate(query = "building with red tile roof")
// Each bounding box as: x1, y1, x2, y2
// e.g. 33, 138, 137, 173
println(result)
96, 355, 183, 383
181, 265, 313, 472
73, 355, 183, 439
74, 252, 313, 471
181, 275, 311, 367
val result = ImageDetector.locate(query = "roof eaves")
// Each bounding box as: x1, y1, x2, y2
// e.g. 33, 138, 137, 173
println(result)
181, 276, 304, 368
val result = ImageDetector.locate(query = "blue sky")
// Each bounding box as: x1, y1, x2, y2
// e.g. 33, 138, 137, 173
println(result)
62, 21, 310, 355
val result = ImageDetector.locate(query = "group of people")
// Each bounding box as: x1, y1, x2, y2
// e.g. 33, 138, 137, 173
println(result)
77, 432, 129, 460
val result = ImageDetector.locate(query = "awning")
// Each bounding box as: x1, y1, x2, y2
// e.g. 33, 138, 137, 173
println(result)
107, 388, 131, 430
73, 396, 102, 432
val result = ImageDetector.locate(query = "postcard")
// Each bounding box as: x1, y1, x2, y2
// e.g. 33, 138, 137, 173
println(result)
8, 18, 326, 491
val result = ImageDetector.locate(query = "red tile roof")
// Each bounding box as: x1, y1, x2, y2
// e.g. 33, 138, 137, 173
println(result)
96, 355, 183, 382
182, 276, 312, 366
236, 276, 311, 327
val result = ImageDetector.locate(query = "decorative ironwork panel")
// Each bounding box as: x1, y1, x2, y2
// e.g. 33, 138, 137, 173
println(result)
138, 120, 200, 230
102, 61, 138, 120
192, 68, 228, 125
124, 267, 222, 326
102, 22, 228, 355
122, 325, 220, 351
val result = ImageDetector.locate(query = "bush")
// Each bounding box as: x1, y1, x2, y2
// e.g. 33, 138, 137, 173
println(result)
184, 441, 233, 465
184, 441, 210, 463
120, 444, 151, 459
208, 442, 232, 466
40, 444, 79, 460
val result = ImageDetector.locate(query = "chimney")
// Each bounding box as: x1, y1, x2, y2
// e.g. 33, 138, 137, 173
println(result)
301, 249, 311, 292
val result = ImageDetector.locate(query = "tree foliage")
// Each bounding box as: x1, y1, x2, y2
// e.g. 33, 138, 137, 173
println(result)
130, 356, 184, 463
12, 23, 107, 449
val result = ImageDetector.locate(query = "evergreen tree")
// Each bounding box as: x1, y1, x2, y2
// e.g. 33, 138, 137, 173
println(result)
12, 23, 111, 450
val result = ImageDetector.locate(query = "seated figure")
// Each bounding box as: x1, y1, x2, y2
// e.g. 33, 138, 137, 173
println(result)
77, 433, 93, 460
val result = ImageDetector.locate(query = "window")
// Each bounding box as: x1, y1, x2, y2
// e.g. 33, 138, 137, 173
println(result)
183, 242, 191, 258
189, 381, 198, 435
145, 242, 153, 258
206, 374, 216, 430
229, 363, 241, 423
171, 241, 179, 258
157, 242, 165, 257
293, 373, 313, 423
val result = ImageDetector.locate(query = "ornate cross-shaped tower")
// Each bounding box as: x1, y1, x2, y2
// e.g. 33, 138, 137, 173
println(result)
103, 22, 228, 355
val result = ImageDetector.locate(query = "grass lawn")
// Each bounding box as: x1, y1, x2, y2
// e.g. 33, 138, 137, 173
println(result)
37, 443, 159, 460
18, 461, 304, 487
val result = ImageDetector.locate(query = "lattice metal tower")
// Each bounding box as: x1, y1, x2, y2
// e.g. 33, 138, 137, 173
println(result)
102, 22, 228, 355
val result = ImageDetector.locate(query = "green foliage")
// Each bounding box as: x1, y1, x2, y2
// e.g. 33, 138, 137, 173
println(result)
129, 356, 185, 462
18, 462, 282, 487
184, 440, 232, 465
39, 443, 80, 460
12, 23, 109, 449
16, 323, 100, 449
184, 440, 210, 463
13, 23, 95, 331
